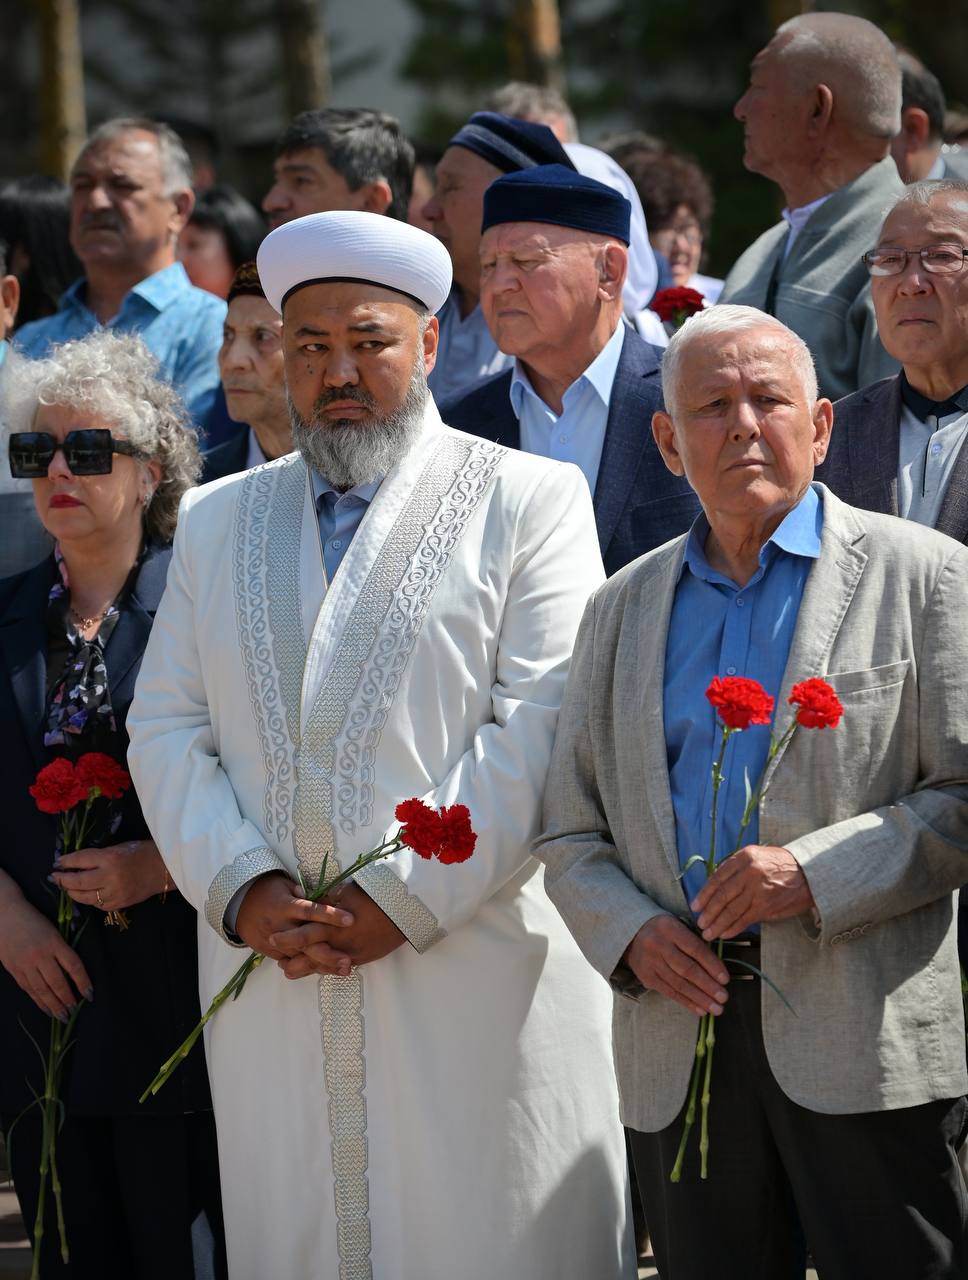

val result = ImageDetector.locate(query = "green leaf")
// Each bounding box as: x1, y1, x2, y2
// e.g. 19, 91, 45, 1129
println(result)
743, 767, 752, 814
730, 959, 797, 1015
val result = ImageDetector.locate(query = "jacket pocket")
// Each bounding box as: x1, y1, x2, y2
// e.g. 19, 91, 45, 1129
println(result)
826, 659, 910, 696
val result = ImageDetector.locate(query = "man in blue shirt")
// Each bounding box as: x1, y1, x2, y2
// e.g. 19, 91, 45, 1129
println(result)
538, 305, 968, 1278
15, 118, 225, 436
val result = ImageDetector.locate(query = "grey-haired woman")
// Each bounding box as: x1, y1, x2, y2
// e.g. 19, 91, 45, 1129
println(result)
0, 330, 225, 1278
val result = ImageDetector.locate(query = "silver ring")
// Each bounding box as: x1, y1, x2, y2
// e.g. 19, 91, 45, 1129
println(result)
95, 887, 104, 907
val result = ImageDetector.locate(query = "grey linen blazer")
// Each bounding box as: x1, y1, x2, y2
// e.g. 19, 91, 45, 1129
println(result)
535, 484, 968, 1132
719, 157, 903, 401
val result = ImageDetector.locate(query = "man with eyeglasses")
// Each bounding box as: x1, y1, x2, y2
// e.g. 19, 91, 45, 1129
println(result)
818, 177, 968, 1034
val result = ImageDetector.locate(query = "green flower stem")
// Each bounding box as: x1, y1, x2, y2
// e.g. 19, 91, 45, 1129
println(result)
669, 1014, 708, 1183
705, 727, 733, 877
141, 838, 406, 1101
698, 940, 724, 1180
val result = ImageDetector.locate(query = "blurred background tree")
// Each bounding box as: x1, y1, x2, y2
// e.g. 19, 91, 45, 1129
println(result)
4, 0, 968, 276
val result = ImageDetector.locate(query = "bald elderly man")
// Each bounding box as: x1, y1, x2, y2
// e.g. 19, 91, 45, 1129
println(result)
537, 305, 968, 1278
128, 212, 635, 1280
720, 12, 903, 399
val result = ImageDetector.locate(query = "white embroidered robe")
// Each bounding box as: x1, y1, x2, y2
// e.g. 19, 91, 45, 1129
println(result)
128, 405, 635, 1280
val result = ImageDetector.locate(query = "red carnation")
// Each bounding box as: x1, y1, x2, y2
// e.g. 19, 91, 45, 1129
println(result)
75, 752, 131, 800
29, 758, 87, 814
649, 286, 705, 325
706, 676, 774, 731
788, 678, 843, 729
436, 804, 477, 864
395, 798, 445, 860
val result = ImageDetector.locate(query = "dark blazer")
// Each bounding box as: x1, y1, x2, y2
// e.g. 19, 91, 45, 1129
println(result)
441, 328, 701, 575
0, 544, 212, 1116
817, 374, 968, 544
817, 372, 968, 966
201, 426, 250, 485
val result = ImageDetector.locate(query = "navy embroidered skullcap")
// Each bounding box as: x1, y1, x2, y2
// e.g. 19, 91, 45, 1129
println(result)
448, 112, 575, 174
481, 164, 632, 244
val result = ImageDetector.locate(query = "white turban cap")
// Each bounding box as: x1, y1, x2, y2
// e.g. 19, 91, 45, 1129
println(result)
256, 210, 453, 315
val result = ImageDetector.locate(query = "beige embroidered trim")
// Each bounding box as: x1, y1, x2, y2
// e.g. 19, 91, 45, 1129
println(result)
204, 845, 288, 942
354, 861, 447, 953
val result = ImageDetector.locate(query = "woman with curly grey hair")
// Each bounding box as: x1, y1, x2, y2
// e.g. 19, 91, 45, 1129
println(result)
0, 330, 226, 1278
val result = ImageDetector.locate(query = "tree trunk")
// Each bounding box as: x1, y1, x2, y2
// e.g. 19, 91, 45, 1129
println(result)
276, 0, 331, 118
507, 0, 565, 91
34, 0, 87, 180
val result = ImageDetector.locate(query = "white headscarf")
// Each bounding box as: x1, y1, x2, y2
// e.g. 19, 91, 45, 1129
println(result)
564, 142, 658, 316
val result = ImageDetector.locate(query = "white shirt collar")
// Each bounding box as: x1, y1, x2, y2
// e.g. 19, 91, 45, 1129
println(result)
781, 192, 833, 238
509, 320, 627, 417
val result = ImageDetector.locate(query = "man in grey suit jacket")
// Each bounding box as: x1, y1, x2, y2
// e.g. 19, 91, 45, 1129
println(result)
536, 305, 968, 1279
720, 12, 902, 400
817, 177, 968, 988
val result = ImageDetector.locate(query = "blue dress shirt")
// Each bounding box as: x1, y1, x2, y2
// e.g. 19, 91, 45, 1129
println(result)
310, 469, 383, 583
664, 485, 823, 924
510, 321, 626, 495
15, 262, 226, 434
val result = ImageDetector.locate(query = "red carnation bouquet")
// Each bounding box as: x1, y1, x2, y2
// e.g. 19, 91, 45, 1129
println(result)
649, 285, 705, 331
671, 675, 843, 1184
141, 798, 476, 1100
24, 752, 131, 1275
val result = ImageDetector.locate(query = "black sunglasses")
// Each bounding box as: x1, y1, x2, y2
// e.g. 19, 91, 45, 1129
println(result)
8, 429, 144, 478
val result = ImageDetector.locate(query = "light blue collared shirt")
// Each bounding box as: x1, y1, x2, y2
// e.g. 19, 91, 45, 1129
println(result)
511, 321, 626, 495
427, 288, 511, 406
664, 485, 824, 926
15, 262, 226, 432
309, 469, 383, 583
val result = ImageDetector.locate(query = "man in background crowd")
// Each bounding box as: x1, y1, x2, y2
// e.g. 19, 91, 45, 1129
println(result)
423, 110, 574, 403
14, 117, 226, 434
720, 12, 903, 400
485, 81, 579, 143
0, 239, 51, 576
202, 261, 291, 482
444, 165, 698, 573
892, 49, 968, 183
262, 107, 414, 230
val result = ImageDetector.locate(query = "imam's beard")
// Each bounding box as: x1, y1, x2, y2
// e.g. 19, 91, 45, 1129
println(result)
288, 358, 429, 491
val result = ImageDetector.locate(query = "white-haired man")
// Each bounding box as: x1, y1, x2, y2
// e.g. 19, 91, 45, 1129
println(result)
15, 118, 225, 432
720, 13, 904, 399
127, 211, 635, 1280
537, 303, 968, 1277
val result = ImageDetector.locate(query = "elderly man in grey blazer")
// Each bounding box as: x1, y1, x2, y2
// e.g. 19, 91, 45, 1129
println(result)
536, 304, 968, 1280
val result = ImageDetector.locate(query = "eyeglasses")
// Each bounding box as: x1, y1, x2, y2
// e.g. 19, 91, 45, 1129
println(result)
862, 245, 968, 276
652, 223, 703, 249
8, 429, 144, 478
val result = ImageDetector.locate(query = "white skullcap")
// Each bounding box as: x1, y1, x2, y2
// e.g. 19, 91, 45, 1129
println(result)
256, 210, 453, 315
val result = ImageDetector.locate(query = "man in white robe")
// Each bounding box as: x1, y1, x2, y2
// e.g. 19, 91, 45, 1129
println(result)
127, 211, 635, 1280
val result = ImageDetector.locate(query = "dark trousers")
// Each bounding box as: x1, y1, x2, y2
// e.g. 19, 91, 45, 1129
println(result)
2, 1109, 227, 1279
629, 978, 968, 1280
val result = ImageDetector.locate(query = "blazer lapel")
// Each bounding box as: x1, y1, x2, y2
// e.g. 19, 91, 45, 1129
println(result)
593, 335, 661, 557
638, 539, 688, 879
934, 431, 968, 543
848, 377, 900, 515
761, 488, 868, 789
104, 545, 172, 708
485, 376, 520, 450
0, 560, 56, 773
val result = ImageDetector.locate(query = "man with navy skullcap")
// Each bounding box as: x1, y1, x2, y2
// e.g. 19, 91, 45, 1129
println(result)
445, 165, 700, 573
129, 209, 637, 1279
423, 111, 575, 402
